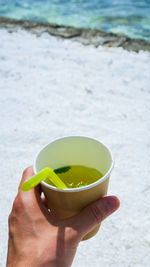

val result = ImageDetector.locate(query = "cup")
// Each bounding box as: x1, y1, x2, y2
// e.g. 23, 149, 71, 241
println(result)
33, 136, 113, 240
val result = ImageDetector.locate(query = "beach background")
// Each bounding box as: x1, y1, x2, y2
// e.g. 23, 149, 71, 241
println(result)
0, 1, 150, 266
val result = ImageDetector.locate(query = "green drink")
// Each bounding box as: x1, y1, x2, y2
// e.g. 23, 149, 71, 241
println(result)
45, 165, 103, 188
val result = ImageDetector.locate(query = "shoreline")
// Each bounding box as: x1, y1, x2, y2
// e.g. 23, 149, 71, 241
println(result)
0, 16, 150, 53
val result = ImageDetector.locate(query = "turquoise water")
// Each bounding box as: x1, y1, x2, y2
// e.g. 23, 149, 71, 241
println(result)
0, 0, 150, 41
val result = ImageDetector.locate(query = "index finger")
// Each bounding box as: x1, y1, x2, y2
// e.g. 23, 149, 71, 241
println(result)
19, 166, 34, 187
18, 166, 40, 202
17, 166, 55, 221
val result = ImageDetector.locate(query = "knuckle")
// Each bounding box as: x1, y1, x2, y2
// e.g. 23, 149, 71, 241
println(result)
8, 229, 13, 240
12, 196, 23, 214
8, 210, 19, 236
22, 167, 31, 177
102, 198, 114, 217
89, 203, 104, 224
8, 213, 12, 226
8, 212, 17, 228
8, 195, 26, 235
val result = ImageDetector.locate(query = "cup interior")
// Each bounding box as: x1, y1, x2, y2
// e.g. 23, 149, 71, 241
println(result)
34, 136, 113, 190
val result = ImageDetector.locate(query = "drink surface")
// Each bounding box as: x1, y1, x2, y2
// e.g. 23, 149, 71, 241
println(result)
45, 165, 103, 188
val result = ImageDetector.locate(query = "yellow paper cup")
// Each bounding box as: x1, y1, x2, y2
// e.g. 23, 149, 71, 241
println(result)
33, 136, 113, 240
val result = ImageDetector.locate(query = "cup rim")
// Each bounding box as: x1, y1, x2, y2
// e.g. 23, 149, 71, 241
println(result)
33, 136, 114, 193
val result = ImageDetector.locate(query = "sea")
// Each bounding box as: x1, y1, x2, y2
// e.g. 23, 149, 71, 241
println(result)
0, 0, 150, 41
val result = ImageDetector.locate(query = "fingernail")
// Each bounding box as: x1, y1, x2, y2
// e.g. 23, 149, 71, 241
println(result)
104, 196, 120, 212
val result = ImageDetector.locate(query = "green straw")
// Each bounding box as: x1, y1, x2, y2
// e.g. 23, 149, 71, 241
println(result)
21, 167, 68, 192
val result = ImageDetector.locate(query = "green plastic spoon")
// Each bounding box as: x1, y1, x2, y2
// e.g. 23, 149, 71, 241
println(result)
21, 167, 68, 192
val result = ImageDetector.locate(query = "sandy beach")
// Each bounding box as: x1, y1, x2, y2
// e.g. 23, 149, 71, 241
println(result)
0, 27, 150, 267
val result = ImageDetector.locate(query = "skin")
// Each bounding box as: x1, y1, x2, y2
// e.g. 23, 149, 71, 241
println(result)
6, 166, 120, 267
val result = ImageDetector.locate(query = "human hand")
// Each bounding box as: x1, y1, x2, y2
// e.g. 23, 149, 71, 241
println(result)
7, 166, 120, 267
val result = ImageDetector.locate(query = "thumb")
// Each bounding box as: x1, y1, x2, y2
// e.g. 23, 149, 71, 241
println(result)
70, 196, 120, 240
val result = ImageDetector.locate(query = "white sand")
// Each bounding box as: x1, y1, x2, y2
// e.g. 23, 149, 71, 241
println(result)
0, 28, 150, 267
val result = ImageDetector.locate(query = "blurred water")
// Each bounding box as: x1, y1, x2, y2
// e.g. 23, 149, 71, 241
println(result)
0, 0, 150, 41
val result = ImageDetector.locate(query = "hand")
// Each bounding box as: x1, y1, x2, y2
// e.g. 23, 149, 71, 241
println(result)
7, 166, 120, 267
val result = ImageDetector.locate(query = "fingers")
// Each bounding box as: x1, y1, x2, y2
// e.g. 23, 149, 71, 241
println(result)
17, 167, 55, 220
17, 166, 41, 207
18, 166, 34, 187
69, 196, 120, 240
